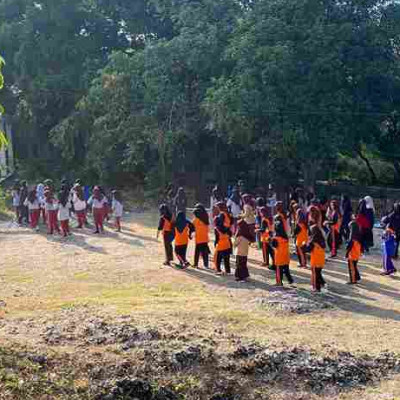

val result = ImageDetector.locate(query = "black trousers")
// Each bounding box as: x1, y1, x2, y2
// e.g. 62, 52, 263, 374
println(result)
215, 250, 231, 273
395, 235, 400, 258
175, 245, 188, 265
163, 235, 174, 262
235, 255, 249, 281
348, 260, 361, 283
262, 241, 275, 266
194, 243, 210, 267
276, 265, 294, 285
311, 267, 325, 291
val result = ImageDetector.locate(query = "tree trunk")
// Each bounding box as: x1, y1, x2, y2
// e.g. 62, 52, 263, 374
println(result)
356, 149, 377, 184
302, 159, 319, 197
393, 160, 400, 186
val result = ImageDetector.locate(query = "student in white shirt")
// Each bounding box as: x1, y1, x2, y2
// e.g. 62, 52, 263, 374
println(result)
72, 184, 87, 228
11, 185, 20, 222
111, 190, 123, 232
58, 190, 71, 237
226, 188, 243, 233
91, 186, 107, 233
24, 189, 40, 230
45, 190, 60, 235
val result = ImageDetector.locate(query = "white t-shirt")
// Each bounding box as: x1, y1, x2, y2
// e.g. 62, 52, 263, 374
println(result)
12, 191, 20, 207
73, 193, 86, 211
45, 199, 59, 212
58, 203, 71, 221
112, 200, 123, 217
92, 197, 107, 209
227, 199, 242, 218
24, 198, 40, 210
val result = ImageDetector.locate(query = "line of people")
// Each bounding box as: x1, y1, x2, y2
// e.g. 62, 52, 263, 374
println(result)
11, 180, 124, 236
157, 189, 394, 292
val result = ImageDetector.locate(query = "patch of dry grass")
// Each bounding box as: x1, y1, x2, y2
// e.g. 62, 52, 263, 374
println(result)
1, 212, 400, 398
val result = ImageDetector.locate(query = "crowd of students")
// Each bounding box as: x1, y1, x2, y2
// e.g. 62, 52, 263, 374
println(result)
10, 179, 124, 236
158, 186, 398, 292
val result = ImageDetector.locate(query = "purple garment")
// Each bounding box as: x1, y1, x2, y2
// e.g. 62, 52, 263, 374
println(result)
382, 232, 396, 274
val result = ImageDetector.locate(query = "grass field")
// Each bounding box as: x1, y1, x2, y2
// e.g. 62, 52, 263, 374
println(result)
0, 212, 400, 399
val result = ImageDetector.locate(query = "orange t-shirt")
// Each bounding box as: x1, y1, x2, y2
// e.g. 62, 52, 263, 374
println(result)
274, 237, 290, 267
348, 240, 361, 261
215, 229, 231, 251
175, 226, 190, 246
296, 223, 308, 247
310, 243, 325, 268
193, 218, 209, 244
162, 218, 172, 235
261, 218, 272, 242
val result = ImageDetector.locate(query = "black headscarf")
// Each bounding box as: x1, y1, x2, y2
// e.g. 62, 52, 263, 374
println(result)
175, 211, 188, 233
159, 204, 172, 221
59, 190, 69, 207
194, 203, 209, 225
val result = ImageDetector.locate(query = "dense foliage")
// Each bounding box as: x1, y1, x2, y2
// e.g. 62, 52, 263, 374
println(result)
0, 53, 6, 149
1, 0, 400, 191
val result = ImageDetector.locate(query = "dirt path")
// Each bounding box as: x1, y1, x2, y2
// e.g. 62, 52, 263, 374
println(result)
1, 212, 400, 399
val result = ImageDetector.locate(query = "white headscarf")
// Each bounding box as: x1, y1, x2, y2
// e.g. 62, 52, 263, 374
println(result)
364, 196, 375, 211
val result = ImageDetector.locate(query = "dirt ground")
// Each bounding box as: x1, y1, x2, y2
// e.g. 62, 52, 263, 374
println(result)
0, 212, 400, 399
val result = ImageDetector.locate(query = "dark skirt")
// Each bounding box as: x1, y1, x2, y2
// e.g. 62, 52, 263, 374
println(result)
235, 255, 249, 281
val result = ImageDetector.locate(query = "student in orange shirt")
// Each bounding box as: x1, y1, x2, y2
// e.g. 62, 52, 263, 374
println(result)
271, 209, 294, 286
258, 207, 275, 269
324, 199, 342, 258
158, 204, 174, 265
302, 206, 327, 293
192, 204, 210, 269
294, 206, 308, 269
346, 217, 362, 284
214, 203, 233, 275
174, 211, 194, 268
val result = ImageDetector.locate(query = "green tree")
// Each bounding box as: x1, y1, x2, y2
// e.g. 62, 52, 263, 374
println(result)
0, 53, 7, 149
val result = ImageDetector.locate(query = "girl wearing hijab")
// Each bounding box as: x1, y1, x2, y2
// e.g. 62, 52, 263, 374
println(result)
112, 190, 124, 232
346, 216, 362, 284
302, 206, 326, 292
294, 205, 308, 268
73, 184, 87, 229
173, 211, 194, 268
255, 197, 266, 249
242, 194, 256, 239
271, 205, 294, 286
192, 204, 210, 269
356, 199, 371, 253
58, 190, 71, 237
11, 182, 21, 223
324, 199, 342, 258
24, 188, 40, 231
91, 186, 107, 234
214, 203, 233, 275
364, 196, 375, 251
173, 187, 187, 216
45, 189, 60, 235
19, 181, 29, 225
258, 207, 275, 269
157, 204, 174, 266
226, 188, 243, 232
36, 183, 46, 224
340, 195, 353, 241
382, 202, 400, 258
381, 225, 397, 276
211, 185, 223, 219
234, 218, 256, 282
